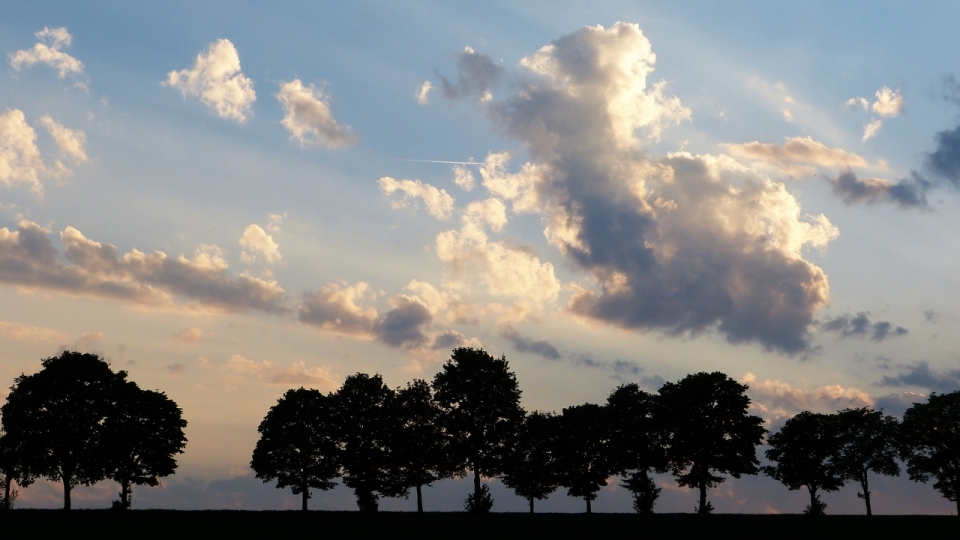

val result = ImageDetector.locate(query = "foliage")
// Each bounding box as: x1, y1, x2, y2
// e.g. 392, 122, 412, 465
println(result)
0, 351, 128, 510
899, 391, 960, 515
250, 387, 339, 511
432, 347, 524, 513
554, 403, 617, 513
607, 384, 667, 513
833, 407, 899, 516
620, 469, 661, 514
464, 484, 494, 513
391, 379, 448, 512
763, 411, 844, 515
657, 372, 766, 515
501, 411, 561, 513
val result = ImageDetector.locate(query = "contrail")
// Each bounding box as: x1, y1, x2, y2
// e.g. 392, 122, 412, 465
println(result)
398, 159, 482, 166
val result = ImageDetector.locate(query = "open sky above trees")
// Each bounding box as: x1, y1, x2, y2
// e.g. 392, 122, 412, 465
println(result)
1, 1, 959, 513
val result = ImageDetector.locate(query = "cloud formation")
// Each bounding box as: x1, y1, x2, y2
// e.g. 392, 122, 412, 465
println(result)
277, 79, 357, 148
0, 110, 88, 195
202, 354, 339, 390
9, 27, 84, 78
439, 46, 503, 102
820, 312, 907, 341
828, 171, 929, 208
0, 221, 286, 312
378, 177, 455, 219
165, 39, 255, 122
239, 224, 281, 265
415, 81, 433, 105
742, 372, 873, 419
878, 361, 960, 393
845, 86, 904, 141
723, 136, 871, 177
499, 325, 561, 360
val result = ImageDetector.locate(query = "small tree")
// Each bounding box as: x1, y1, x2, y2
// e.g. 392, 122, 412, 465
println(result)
0, 426, 32, 510
391, 379, 447, 513
833, 407, 900, 516
1, 351, 127, 510
554, 403, 617, 513
251, 388, 340, 511
607, 384, 667, 514
501, 411, 561, 513
657, 372, 766, 514
432, 348, 524, 513
106, 382, 187, 510
899, 391, 960, 515
764, 411, 844, 515
333, 373, 405, 512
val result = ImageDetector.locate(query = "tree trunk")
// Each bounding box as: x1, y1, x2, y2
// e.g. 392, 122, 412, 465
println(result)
416, 484, 423, 513
807, 485, 818, 514
3, 474, 10, 511
121, 479, 131, 509
586, 497, 592, 514
698, 480, 707, 515
529, 497, 534, 514
473, 468, 481, 501
301, 486, 309, 512
861, 475, 872, 517
64, 481, 71, 511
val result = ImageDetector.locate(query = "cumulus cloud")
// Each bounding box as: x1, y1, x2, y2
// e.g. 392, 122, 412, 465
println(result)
0, 109, 46, 193
415, 81, 433, 105
872, 87, 904, 117
845, 97, 869, 111
723, 136, 872, 177
820, 312, 907, 341
8, 27, 84, 78
276, 79, 357, 148
204, 354, 339, 390
0, 221, 286, 312
479, 152, 547, 213
828, 171, 929, 208
452, 165, 476, 191
164, 39, 255, 122
439, 46, 503, 102
378, 177, 455, 219
499, 325, 560, 359
742, 373, 873, 420
878, 361, 960, 394
239, 224, 281, 265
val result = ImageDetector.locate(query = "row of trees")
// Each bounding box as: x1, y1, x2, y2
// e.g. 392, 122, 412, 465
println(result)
0, 352, 187, 510
252, 347, 960, 515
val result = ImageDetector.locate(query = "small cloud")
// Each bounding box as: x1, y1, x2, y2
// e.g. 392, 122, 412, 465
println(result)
862, 119, 883, 141
872, 87, 904, 117
878, 361, 960, 394
276, 79, 357, 148
415, 81, 433, 105
175, 327, 203, 343
58, 331, 104, 354
439, 46, 503, 102
266, 212, 286, 233
239, 224, 281, 265
379, 177, 455, 219
781, 109, 794, 122
845, 97, 869, 111
820, 312, 907, 341
0, 321, 65, 342
164, 39, 255, 123
8, 27, 84, 78
923, 310, 939, 323
499, 325, 560, 360
166, 363, 186, 374
38, 116, 87, 163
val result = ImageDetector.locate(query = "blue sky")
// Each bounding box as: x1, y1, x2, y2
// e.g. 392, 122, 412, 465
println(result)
1, 1, 959, 513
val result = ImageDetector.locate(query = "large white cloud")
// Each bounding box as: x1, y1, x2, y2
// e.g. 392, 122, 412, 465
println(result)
165, 39, 256, 123
8, 27, 84, 78
276, 79, 357, 148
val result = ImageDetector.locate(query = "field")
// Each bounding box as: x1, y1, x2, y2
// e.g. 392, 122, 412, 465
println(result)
1, 511, 953, 539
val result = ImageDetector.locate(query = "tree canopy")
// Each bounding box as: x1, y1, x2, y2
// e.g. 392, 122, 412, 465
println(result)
764, 411, 844, 515
900, 391, 960, 515
833, 407, 900, 516
606, 384, 667, 514
250, 387, 339, 511
554, 403, 617, 513
501, 411, 561, 514
391, 379, 448, 513
658, 372, 766, 514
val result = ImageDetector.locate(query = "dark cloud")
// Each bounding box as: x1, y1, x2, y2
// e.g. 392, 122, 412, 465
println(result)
878, 361, 960, 393
439, 47, 503, 101
372, 299, 431, 348
820, 312, 907, 341
0, 221, 287, 313
873, 392, 927, 418
829, 171, 930, 208
431, 330, 467, 350
925, 124, 960, 186
499, 325, 561, 360
924, 310, 939, 323
612, 359, 642, 376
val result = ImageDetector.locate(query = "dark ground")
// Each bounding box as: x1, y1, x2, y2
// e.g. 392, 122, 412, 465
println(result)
0, 511, 954, 539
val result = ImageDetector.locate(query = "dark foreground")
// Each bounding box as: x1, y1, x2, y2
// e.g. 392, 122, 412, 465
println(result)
0, 510, 953, 539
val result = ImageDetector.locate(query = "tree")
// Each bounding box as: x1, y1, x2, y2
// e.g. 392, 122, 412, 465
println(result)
251, 387, 340, 511
391, 379, 447, 513
105, 382, 187, 510
899, 391, 960, 515
607, 384, 667, 514
833, 407, 900, 516
0, 426, 32, 511
333, 373, 405, 512
657, 372, 766, 514
554, 403, 617, 513
432, 347, 524, 513
501, 411, 561, 513
1, 351, 127, 510
763, 411, 844, 515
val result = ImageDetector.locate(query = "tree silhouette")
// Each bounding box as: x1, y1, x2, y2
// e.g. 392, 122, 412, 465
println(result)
0, 426, 32, 511
833, 407, 899, 516
899, 391, 960, 515
554, 403, 617, 513
333, 373, 405, 512
657, 372, 766, 514
0, 351, 127, 510
501, 411, 561, 513
432, 347, 524, 513
251, 387, 340, 511
105, 382, 187, 510
391, 379, 447, 513
763, 411, 844, 515
607, 384, 667, 514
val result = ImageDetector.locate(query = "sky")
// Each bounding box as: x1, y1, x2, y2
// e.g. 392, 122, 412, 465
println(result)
1, 1, 959, 514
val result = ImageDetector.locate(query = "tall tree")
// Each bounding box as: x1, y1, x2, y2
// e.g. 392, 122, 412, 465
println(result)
833, 407, 899, 516
251, 387, 340, 511
607, 384, 667, 514
333, 373, 405, 512
105, 382, 187, 510
0, 351, 127, 510
554, 403, 617, 513
501, 411, 561, 513
432, 347, 524, 513
763, 411, 845, 515
657, 372, 766, 514
899, 391, 960, 516
391, 379, 447, 513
